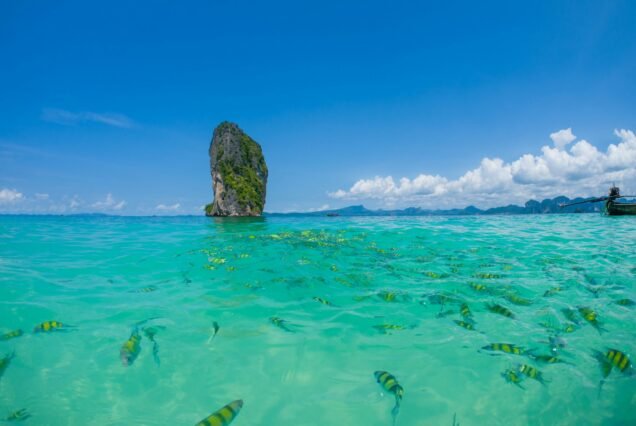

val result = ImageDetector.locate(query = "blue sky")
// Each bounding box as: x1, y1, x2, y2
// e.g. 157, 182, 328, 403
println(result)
1, 0, 635, 214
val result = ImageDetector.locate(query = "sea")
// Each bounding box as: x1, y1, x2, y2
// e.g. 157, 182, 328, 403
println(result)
0, 214, 634, 426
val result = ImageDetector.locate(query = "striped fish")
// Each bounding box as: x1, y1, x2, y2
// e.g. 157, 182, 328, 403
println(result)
517, 364, 548, 385
270, 317, 296, 333
33, 320, 68, 333
312, 296, 334, 306
481, 343, 530, 356
578, 307, 606, 333
0, 329, 23, 341
486, 303, 515, 319
195, 399, 243, 426
501, 368, 525, 389
374, 371, 404, 426
459, 303, 473, 320
120, 330, 142, 367
593, 348, 632, 396
453, 320, 477, 331
503, 293, 532, 306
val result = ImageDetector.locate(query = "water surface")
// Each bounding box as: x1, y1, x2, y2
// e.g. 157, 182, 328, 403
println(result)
0, 215, 634, 425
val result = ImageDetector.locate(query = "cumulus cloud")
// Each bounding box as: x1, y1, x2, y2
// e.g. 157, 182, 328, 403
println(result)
42, 108, 134, 128
0, 188, 24, 204
92, 193, 126, 210
329, 129, 636, 208
550, 128, 576, 150
156, 203, 181, 212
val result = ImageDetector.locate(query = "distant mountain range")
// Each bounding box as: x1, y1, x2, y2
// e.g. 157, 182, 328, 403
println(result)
266, 196, 625, 217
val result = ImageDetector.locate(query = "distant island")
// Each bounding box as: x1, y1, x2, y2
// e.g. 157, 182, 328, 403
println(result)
266, 195, 629, 217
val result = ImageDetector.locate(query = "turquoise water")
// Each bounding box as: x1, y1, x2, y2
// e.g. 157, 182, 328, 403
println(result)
0, 214, 635, 425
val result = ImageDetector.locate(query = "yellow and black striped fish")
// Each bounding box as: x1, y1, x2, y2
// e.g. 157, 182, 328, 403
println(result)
378, 291, 397, 302
594, 348, 632, 377
0, 329, 23, 341
453, 320, 476, 331
459, 303, 473, 320
373, 324, 407, 334
195, 399, 243, 426
560, 308, 580, 324
481, 343, 529, 356
33, 320, 67, 333
486, 303, 515, 319
312, 296, 334, 306
517, 364, 547, 385
578, 307, 606, 333
134, 285, 157, 293
503, 293, 532, 306
120, 330, 142, 367
469, 282, 489, 293
501, 368, 525, 389
0, 351, 15, 380
374, 371, 404, 425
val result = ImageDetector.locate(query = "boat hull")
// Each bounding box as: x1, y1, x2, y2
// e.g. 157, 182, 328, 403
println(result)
606, 201, 636, 216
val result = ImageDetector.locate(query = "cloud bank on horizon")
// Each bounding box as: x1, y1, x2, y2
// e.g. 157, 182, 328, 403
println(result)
329, 129, 636, 209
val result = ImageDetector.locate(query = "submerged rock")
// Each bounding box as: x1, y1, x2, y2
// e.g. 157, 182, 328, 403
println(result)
206, 122, 268, 216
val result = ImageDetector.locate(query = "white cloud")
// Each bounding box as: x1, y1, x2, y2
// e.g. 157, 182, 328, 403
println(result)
92, 193, 126, 211
156, 203, 181, 212
330, 129, 636, 208
42, 108, 134, 128
550, 128, 576, 150
34, 193, 49, 200
0, 188, 24, 204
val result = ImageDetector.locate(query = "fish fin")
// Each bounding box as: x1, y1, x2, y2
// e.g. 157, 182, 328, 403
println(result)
390, 400, 401, 425
597, 379, 605, 399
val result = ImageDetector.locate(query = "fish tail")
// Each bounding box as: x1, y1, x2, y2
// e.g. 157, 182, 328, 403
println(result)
597, 379, 605, 399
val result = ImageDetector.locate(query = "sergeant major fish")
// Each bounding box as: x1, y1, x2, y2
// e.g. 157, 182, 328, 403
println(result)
593, 348, 632, 396
270, 317, 296, 333
374, 371, 404, 426
195, 399, 243, 426
578, 307, 606, 334
517, 364, 548, 385
486, 303, 515, 319
120, 329, 142, 367
481, 343, 531, 356
33, 320, 70, 333
0, 329, 23, 341
501, 368, 525, 389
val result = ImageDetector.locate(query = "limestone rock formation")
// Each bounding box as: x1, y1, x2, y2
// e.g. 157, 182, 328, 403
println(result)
205, 122, 268, 216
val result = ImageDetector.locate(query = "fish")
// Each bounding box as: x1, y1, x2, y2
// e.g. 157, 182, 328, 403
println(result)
378, 291, 398, 302
0, 329, 23, 341
473, 272, 502, 279
543, 287, 562, 297
134, 285, 157, 293
143, 326, 164, 366
615, 298, 635, 307
0, 351, 15, 381
503, 293, 532, 306
270, 317, 296, 333
33, 320, 70, 333
517, 364, 548, 385
481, 343, 531, 356
593, 348, 632, 396
120, 329, 142, 366
195, 399, 243, 426
373, 324, 407, 334
312, 296, 334, 306
459, 303, 473, 320
486, 303, 515, 319
501, 368, 525, 389
546, 335, 567, 354
4, 408, 30, 422
469, 282, 489, 293
578, 307, 606, 333
453, 320, 477, 331
374, 371, 404, 426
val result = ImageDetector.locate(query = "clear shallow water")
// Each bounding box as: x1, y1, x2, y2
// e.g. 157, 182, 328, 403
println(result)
0, 214, 634, 426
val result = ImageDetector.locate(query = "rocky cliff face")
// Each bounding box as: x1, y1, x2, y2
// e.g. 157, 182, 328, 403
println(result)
205, 122, 268, 216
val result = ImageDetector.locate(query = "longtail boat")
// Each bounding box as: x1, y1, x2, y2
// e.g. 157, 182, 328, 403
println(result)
561, 186, 636, 216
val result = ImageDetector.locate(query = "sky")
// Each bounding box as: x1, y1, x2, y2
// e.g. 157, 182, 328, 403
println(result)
1, 0, 635, 214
